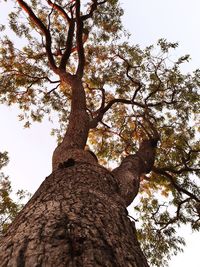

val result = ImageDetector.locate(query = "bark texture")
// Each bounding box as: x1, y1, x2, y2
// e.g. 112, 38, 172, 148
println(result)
52, 77, 90, 171
112, 139, 158, 206
0, 158, 149, 267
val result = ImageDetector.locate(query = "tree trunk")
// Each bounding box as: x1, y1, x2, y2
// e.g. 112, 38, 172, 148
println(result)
0, 72, 158, 266
0, 159, 149, 267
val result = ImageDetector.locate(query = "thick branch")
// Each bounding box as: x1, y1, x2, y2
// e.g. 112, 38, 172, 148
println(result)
74, 0, 85, 78
59, 20, 75, 70
46, 0, 71, 22
16, 0, 58, 73
46, 1, 76, 71
112, 139, 158, 206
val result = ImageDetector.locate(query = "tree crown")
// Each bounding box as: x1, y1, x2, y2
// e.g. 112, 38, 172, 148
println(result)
0, 1, 199, 266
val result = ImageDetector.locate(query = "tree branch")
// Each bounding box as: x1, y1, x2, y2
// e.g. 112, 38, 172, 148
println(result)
153, 167, 200, 202
75, 0, 85, 78
46, 0, 76, 71
82, 0, 107, 20
47, 83, 60, 94
112, 138, 158, 206
154, 165, 200, 175
89, 98, 146, 128
150, 198, 192, 231
59, 20, 75, 70
116, 53, 143, 100
16, 0, 58, 73
2, 69, 60, 84
46, 0, 71, 22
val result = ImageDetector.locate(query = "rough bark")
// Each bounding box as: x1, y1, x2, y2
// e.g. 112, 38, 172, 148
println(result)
52, 77, 90, 171
112, 139, 158, 206
0, 2, 159, 266
0, 75, 158, 266
0, 156, 149, 267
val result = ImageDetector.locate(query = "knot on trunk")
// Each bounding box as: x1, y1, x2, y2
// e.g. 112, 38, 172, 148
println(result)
52, 148, 98, 171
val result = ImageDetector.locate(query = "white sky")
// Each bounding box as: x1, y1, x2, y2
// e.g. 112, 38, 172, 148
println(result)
0, 1, 199, 266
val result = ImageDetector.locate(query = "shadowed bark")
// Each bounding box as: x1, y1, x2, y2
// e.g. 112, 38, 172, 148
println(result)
0, 158, 150, 267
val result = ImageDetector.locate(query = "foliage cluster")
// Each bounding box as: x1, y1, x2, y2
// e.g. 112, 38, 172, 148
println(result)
0, 151, 29, 235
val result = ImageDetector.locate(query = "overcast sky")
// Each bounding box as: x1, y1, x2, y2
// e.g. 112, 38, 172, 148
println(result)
0, 1, 199, 266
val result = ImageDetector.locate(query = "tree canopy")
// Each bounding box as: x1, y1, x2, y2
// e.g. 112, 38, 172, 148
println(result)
0, 1, 199, 266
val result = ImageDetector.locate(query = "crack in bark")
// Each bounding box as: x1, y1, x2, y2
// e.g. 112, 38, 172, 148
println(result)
16, 237, 29, 267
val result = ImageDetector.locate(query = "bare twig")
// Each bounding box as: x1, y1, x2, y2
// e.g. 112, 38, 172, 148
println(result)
47, 83, 60, 94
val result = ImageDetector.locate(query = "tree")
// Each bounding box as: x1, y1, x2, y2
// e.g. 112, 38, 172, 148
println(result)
0, 0, 199, 266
